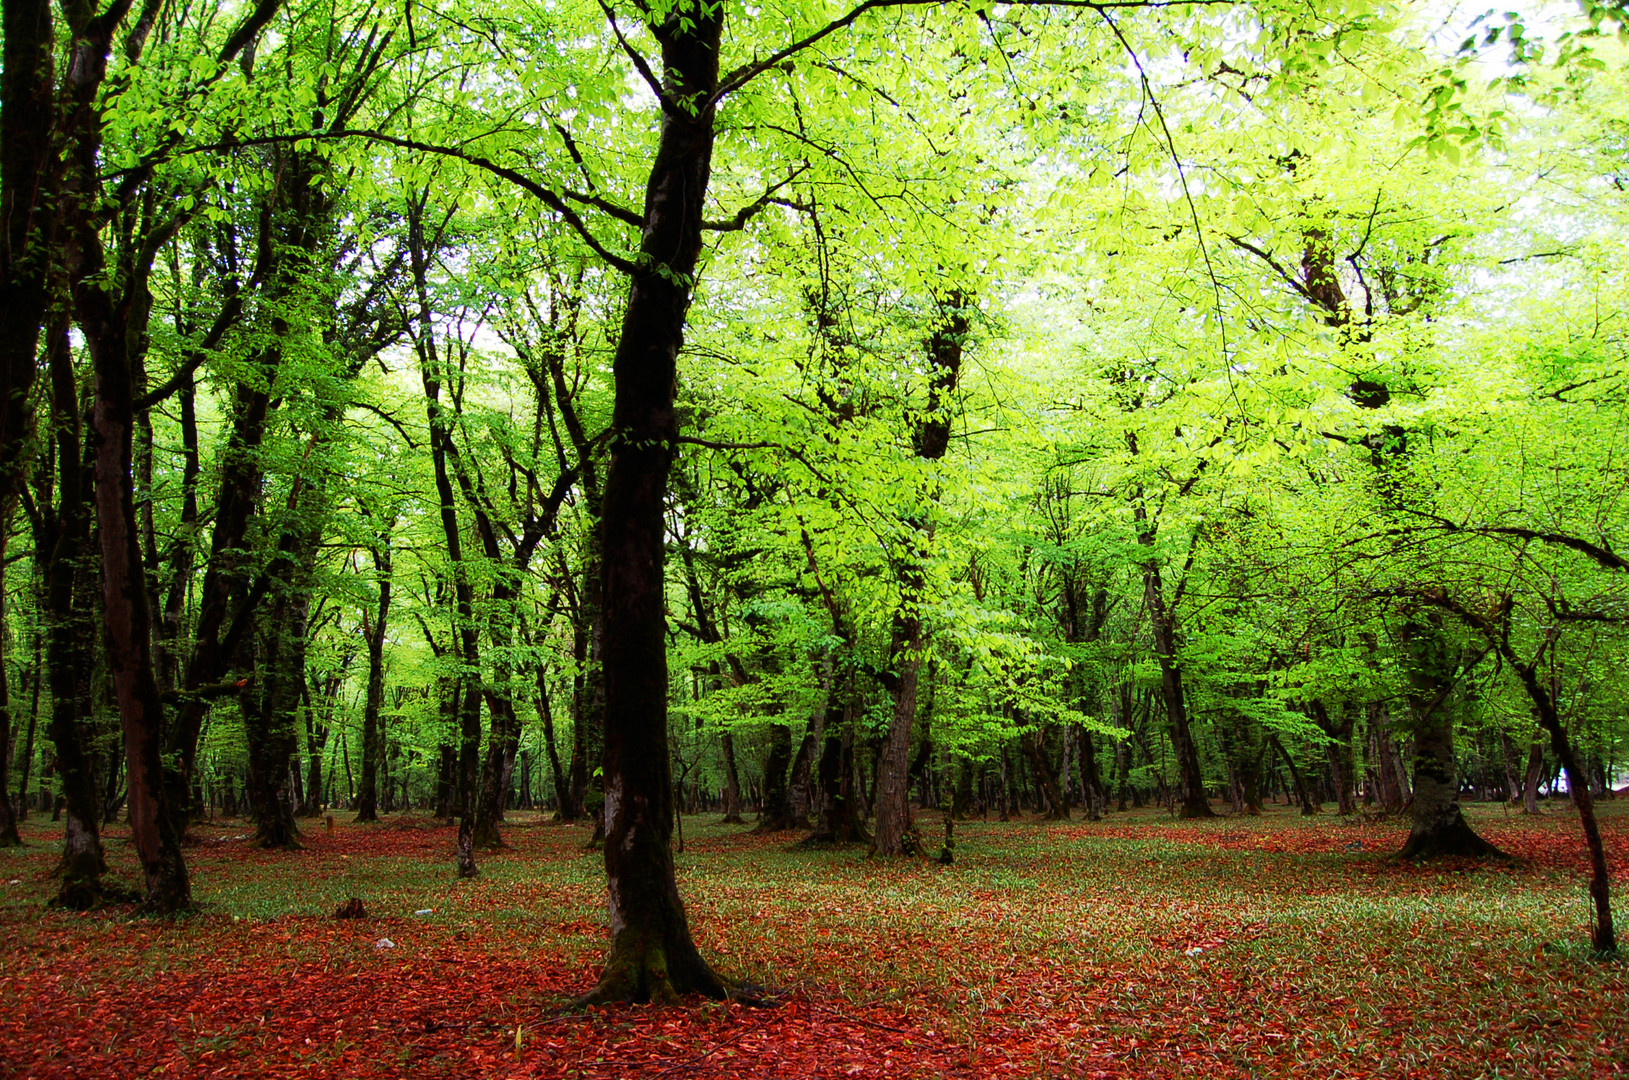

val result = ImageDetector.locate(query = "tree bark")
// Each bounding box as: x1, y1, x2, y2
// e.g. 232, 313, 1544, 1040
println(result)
355, 540, 391, 822
874, 296, 966, 856
1395, 617, 1501, 860
576, 6, 729, 1004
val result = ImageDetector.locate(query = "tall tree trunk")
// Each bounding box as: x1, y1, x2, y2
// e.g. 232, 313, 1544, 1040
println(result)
355, 540, 391, 822
874, 295, 966, 856
0, 525, 20, 848
534, 662, 569, 816
576, 6, 728, 1004
1314, 701, 1356, 815
411, 206, 485, 875
85, 273, 190, 912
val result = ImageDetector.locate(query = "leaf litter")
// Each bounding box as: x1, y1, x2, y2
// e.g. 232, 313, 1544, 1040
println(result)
1, 802, 1625, 1078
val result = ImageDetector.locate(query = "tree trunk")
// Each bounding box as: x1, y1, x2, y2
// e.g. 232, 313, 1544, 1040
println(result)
1395, 617, 1501, 860
576, 7, 730, 1004
718, 728, 745, 824
1314, 701, 1356, 815
1021, 729, 1069, 821
1520, 733, 1545, 815
86, 282, 190, 913
534, 664, 569, 815
355, 540, 391, 822
754, 720, 798, 833
873, 297, 966, 856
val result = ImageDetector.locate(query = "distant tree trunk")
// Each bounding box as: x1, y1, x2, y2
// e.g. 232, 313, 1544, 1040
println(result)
1268, 734, 1317, 815
1520, 733, 1545, 815
355, 540, 391, 823
1021, 729, 1069, 820
755, 719, 798, 833
533, 663, 569, 815
1314, 701, 1356, 815
718, 729, 745, 824
297, 683, 329, 817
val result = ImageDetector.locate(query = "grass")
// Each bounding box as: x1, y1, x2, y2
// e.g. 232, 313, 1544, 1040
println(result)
1, 798, 1625, 1078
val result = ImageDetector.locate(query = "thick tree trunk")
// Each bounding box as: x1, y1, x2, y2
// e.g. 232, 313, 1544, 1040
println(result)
1395, 617, 1501, 860
244, 598, 308, 851
874, 623, 923, 855
754, 720, 799, 833
473, 693, 518, 847
576, 7, 729, 1005
86, 298, 190, 912
0, 0, 57, 849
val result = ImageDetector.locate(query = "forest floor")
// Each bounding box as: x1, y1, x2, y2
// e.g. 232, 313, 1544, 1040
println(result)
2, 799, 1625, 1079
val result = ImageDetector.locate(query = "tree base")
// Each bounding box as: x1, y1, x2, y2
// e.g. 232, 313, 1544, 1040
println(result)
572, 932, 730, 1006
1396, 814, 1508, 861
1179, 795, 1216, 820
719, 813, 744, 825
751, 812, 804, 835
249, 822, 303, 851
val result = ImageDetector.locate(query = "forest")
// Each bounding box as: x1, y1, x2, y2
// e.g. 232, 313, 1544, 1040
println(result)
1, 0, 1627, 1074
